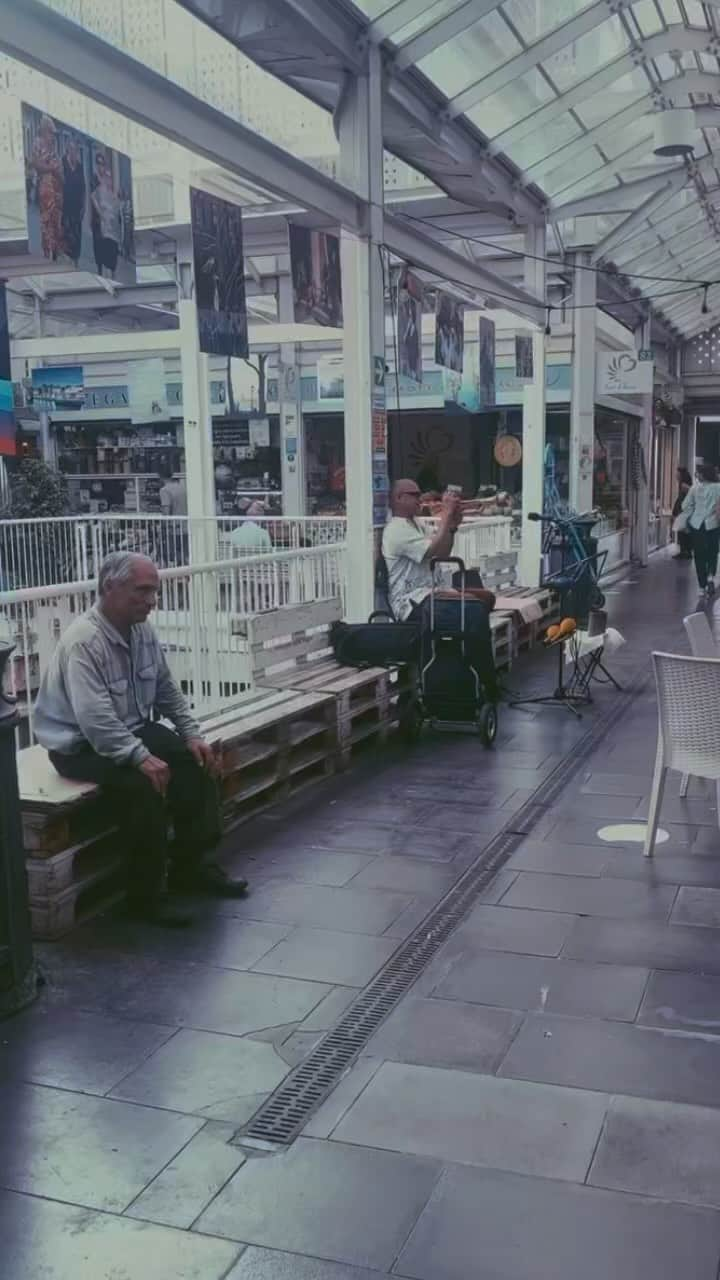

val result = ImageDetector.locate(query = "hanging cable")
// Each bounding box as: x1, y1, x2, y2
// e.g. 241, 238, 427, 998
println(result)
395, 212, 720, 290
702, 283, 710, 315
380, 245, 701, 317
544, 306, 552, 336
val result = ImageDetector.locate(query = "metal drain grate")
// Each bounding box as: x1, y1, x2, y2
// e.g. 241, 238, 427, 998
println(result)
238, 672, 646, 1148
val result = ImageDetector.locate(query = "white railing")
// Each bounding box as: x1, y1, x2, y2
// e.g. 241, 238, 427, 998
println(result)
0, 512, 511, 590
0, 542, 347, 747
421, 516, 513, 563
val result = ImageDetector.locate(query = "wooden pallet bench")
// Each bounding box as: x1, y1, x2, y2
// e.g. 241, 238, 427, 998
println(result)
241, 598, 412, 768
17, 686, 336, 940
481, 553, 559, 656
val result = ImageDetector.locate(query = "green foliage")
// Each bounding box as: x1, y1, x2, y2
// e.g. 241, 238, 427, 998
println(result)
9, 459, 69, 518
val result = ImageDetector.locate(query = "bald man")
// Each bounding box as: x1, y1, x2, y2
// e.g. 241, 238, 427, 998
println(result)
34, 552, 248, 928
382, 480, 497, 697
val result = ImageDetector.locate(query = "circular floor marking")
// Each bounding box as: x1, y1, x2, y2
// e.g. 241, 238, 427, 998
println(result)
597, 823, 669, 845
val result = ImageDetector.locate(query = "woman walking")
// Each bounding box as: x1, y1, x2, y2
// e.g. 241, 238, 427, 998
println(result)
682, 463, 720, 595
672, 466, 693, 560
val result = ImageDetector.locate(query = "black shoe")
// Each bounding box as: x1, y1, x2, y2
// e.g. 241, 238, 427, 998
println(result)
170, 861, 249, 898
126, 899, 193, 928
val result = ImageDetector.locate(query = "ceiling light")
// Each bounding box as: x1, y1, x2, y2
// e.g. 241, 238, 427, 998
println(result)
654, 109, 695, 158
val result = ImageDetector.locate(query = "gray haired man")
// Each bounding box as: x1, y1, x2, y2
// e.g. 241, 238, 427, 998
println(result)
34, 552, 248, 928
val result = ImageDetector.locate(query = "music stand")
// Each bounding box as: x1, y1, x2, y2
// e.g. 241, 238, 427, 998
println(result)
510, 552, 606, 718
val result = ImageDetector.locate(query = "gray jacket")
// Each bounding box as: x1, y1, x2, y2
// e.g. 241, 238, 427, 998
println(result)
33, 604, 200, 765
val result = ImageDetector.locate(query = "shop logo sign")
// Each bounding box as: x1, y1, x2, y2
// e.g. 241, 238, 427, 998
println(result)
596, 350, 654, 395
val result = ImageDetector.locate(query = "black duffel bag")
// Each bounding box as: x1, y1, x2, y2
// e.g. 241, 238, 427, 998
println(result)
330, 612, 421, 668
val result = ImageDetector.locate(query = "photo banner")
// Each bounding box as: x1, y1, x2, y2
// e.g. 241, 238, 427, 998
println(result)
22, 104, 135, 283
478, 316, 496, 408
397, 268, 424, 384
289, 224, 343, 327
190, 188, 249, 359
435, 292, 464, 373
0, 283, 10, 381
31, 365, 85, 411
0, 285, 16, 456
515, 332, 534, 382
127, 358, 169, 424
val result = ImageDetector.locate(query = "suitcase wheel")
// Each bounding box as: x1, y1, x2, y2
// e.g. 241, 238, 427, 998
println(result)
477, 703, 498, 747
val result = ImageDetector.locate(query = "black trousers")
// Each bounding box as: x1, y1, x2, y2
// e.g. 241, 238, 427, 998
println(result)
691, 524, 720, 589
50, 723, 222, 906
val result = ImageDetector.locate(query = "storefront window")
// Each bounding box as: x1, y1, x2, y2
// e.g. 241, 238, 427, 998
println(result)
306, 415, 346, 514
594, 413, 628, 532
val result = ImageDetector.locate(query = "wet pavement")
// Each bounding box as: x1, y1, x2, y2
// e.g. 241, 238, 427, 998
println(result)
4, 549, 720, 1278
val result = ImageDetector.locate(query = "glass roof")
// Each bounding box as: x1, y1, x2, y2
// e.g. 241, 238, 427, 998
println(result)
352, 0, 720, 328
10, 0, 720, 332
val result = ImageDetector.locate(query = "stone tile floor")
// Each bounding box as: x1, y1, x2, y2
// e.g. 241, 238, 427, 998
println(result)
5, 551, 720, 1277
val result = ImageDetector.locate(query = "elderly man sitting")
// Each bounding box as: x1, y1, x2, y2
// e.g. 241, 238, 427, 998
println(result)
33, 552, 247, 928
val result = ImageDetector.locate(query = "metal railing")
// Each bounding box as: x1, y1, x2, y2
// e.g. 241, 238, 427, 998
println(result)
0, 512, 511, 589
0, 541, 347, 747
0, 515, 348, 590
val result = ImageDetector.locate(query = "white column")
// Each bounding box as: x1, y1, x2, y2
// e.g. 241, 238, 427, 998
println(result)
569, 251, 596, 514
277, 275, 305, 516
633, 313, 652, 567
337, 47, 386, 621
178, 244, 216, 565
519, 224, 547, 588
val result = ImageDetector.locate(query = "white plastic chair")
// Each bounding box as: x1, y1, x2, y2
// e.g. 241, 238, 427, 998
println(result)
645, 651, 720, 857
679, 614, 720, 796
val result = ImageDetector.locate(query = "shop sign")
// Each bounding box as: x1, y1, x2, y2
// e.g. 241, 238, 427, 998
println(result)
596, 351, 654, 395
31, 365, 85, 411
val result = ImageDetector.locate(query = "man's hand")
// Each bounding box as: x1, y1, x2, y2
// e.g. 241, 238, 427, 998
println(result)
138, 753, 171, 796
187, 737, 219, 776
441, 494, 463, 530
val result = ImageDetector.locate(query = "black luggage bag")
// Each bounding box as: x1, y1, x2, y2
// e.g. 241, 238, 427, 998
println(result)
330, 613, 420, 668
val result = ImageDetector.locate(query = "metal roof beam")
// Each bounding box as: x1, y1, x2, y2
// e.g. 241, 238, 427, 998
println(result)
495, 69, 720, 156
368, 0, 442, 42
0, 0, 363, 228
383, 211, 544, 323
592, 172, 689, 263
526, 100, 656, 190
394, 0, 500, 70
551, 170, 682, 219
449, 19, 720, 119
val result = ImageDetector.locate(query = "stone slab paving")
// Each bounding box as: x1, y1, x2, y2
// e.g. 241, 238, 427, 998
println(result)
7, 554, 720, 1277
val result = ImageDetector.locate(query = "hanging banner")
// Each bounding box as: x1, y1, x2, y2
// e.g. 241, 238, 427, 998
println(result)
0, 378, 15, 458
0, 283, 10, 382
31, 365, 85, 411
190, 188, 249, 359
596, 350, 654, 395
435, 292, 464, 373
22, 104, 135, 283
515, 332, 534, 381
127, 358, 169, 424
289, 224, 343, 327
478, 316, 496, 408
0, 284, 12, 457
398, 268, 424, 385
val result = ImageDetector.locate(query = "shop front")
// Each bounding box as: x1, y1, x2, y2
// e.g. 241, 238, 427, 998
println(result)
593, 407, 639, 571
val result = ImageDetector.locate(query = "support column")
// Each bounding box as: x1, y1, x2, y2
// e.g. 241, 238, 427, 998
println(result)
278, 275, 305, 516
0, 647, 37, 1018
178, 242, 216, 565
519, 224, 546, 588
337, 47, 386, 621
633, 313, 652, 567
569, 251, 596, 514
